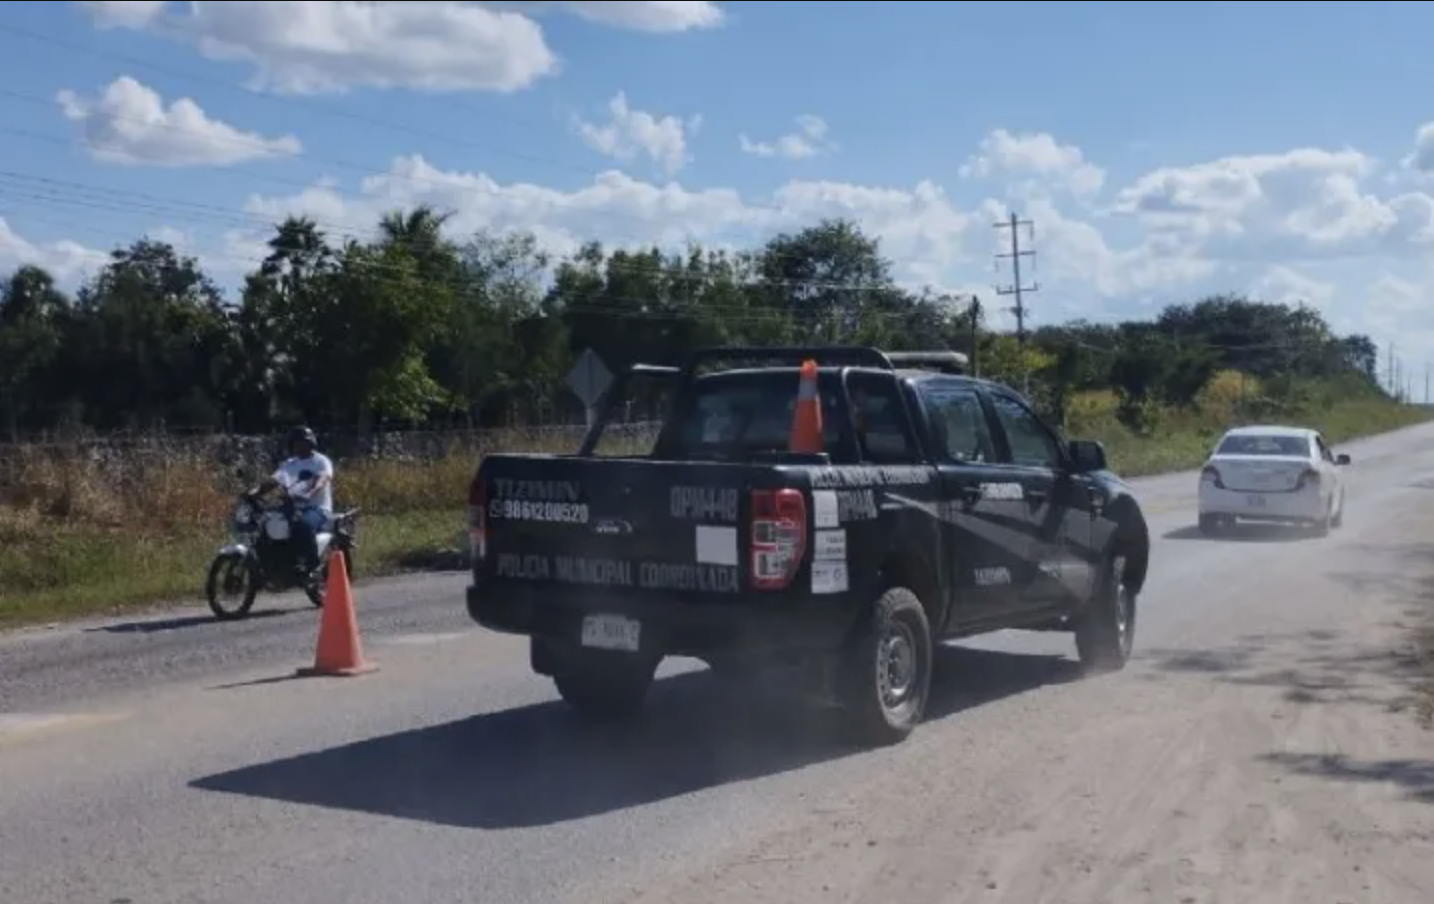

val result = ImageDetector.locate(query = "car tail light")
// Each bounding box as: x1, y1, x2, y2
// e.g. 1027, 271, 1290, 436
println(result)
750, 488, 807, 590
1294, 467, 1321, 491
1200, 465, 1225, 489
468, 477, 487, 562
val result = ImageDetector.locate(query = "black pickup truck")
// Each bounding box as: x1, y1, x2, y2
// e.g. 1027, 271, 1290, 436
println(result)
465, 346, 1150, 745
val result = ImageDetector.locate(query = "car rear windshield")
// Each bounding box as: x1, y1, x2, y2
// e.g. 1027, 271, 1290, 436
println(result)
654, 371, 861, 461
1214, 434, 1312, 457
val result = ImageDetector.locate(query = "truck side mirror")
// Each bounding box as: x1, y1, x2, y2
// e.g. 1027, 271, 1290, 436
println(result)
1067, 439, 1108, 474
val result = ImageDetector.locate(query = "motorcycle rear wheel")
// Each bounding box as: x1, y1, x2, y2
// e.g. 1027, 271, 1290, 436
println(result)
206, 552, 258, 621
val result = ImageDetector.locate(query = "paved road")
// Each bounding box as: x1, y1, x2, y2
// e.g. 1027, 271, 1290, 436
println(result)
4, 423, 1434, 904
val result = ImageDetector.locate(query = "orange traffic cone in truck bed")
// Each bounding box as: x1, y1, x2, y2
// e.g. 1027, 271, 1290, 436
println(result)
788, 358, 823, 453
296, 550, 378, 678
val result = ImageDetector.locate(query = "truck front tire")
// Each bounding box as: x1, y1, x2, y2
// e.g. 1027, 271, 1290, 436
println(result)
840, 587, 933, 746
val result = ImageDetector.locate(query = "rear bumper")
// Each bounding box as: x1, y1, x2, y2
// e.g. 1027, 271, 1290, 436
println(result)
466, 579, 856, 658
1198, 482, 1326, 522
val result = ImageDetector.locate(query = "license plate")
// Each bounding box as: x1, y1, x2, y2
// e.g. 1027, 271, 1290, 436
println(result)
1246, 494, 1267, 508
580, 614, 641, 652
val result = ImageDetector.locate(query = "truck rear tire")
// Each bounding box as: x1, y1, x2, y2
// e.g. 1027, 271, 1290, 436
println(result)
839, 587, 933, 746
551, 652, 656, 721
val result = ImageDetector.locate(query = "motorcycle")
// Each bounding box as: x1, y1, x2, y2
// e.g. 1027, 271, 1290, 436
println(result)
205, 473, 361, 621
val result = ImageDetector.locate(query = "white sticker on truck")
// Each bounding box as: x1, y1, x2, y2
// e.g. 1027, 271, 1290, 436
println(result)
813, 490, 840, 528
695, 525, 739, 566
811, 560, 849, 595
813, 529, 847, 561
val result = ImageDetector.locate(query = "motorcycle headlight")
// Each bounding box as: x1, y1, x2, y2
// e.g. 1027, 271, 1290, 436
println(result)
233, 502, 253, 527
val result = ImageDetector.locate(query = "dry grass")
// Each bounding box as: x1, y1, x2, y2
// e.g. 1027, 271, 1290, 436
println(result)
0, 382, 1429, 629
0, 426, 654, 628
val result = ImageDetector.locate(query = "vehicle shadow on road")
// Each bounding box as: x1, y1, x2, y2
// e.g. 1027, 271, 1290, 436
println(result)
1140, 538, 1434, 806
189, 645, 1077, 829
1162, 523, 1313, 543
1143, 620, 1434, 805
83, 608, 294, 635
1258, 752, 1434, 803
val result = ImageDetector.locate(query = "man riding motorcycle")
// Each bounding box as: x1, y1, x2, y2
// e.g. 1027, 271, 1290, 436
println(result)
248, 426, 335, 580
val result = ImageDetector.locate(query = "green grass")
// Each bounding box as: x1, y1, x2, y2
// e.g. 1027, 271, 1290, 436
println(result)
1083, 399, 1433, 477
1063, 371, 1434, 476
1, 378, 1430, 631
0, 508, 464, 629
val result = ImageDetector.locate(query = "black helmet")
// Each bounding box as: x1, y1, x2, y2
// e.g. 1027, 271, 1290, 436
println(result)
288, 425, 317, 450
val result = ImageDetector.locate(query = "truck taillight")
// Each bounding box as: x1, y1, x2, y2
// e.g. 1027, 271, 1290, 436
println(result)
750, 488, 806, 590
468, 478, 487, 562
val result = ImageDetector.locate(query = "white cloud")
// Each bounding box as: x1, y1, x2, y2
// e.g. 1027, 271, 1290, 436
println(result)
0, 218, 109, 289
238, 153, 973, 292
1247, 265, 1336, 307
1404, 121, 1434, 174
74, 1, 723, 95
960, 129, 1106, 200
491, 1, 724, 31
739, 115, 836, 161
77, 0, 166, 29
1109, 148, 1434, 262
56, 76, 302, 166
227, 127, 1434, 324
26, 111, 1434, 364
573, 92, 701, 176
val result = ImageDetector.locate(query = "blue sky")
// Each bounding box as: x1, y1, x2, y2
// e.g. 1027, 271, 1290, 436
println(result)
2, 1, 1434, 394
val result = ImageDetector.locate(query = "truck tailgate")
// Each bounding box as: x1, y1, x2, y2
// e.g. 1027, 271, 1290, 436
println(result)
476, 455, 760, 597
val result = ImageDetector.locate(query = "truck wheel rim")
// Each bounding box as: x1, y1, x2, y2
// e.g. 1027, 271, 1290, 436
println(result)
877, 621, 917, 710
1111, 555, 1132, 652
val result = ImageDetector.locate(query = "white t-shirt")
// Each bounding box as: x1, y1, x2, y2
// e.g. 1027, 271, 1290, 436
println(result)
273, 453, 335, 513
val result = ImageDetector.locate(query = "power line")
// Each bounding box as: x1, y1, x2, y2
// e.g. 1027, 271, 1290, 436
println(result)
993, 211, 1038, 347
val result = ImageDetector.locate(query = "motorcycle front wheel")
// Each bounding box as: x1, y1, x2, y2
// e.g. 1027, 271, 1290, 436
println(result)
206, 552, 259, 620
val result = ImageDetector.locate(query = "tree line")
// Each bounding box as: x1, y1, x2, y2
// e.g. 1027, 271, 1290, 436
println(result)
0, 207, 1386, 439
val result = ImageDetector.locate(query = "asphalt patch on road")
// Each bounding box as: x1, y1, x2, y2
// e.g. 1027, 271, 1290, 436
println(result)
191, 646, 1078, 829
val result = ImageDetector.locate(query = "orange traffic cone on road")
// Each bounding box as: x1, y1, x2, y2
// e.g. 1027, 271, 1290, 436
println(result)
296, 550, 378, 678
788, 358, 824, 453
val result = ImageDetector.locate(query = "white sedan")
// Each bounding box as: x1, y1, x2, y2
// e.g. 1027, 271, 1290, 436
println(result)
1197, 424, 1350, 536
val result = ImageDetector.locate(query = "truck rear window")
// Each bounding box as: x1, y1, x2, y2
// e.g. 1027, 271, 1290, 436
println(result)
660, 372, 855, 460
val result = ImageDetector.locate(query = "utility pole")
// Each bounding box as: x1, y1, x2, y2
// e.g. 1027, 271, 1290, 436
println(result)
994, 211, 1039, 348
968, 295, 982, 377
1424, 361, 1429, 405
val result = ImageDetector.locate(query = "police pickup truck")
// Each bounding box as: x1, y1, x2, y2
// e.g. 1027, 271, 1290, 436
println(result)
465, 346, 1150, 745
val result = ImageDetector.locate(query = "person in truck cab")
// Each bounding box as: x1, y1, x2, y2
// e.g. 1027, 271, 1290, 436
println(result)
849, 383, 909, 464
